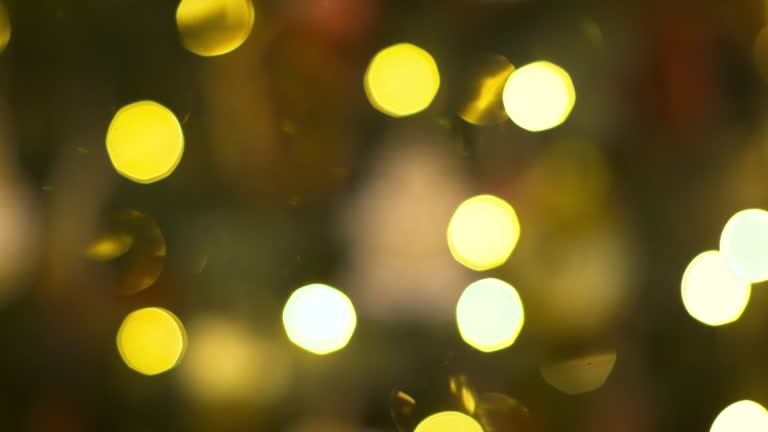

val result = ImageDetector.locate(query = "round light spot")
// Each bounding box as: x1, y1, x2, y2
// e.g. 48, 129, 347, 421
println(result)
711, 400, 768, 432
364, 43, 440, 117
456, 278, 524, 353
540, 351, 617, 395
502, 61, 575, 132
282, 284, 357, 355
106, 101, 184, 184
447, 195, 520, 271
720, 209, 768, 283
176, 0, 255, 57
117, 307, 187, 376
415, 411, 483, 432
681, 251, 751, 326
0, 3, 10, 54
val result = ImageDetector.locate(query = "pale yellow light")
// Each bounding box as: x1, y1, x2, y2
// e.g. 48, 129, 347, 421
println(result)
106, 101, 184, 184
456, 278, 524, 353
117, 307, 187, 376
414, 411, 483, 432
364, 43, 440, 117
447, 195, 520, 271
540, 351, 617, 395
720, 209, 768, 283
502, 61, 575, 132
282, 284, 357, 355
711, 400, 768, 432
176, 0, 255, 57
681, 251, 751, 326
85, 233, 134, 261
0, 3, 10, 54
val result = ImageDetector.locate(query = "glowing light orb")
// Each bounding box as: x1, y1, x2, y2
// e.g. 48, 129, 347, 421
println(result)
414, 411, 483, 432
502, 61, 575, 132
0, 3, 10, 54
447, 194, 520, 271
456, 278, 524, 353
106, 101, 184, 184
117, 307, 187, 375
711, 400, 768, 432
282, 284, 357, 355
176, 0, 255, 57
720, 209, 768, 283
681, 251, 751, 326
364, 43, 440, 117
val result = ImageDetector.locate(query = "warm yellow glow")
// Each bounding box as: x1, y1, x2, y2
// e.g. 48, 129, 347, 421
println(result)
282, 284, 357, 355
447, 195, 520, 271
456, 278, 524, 353
0, 3, 10, 54
85, 233, 134, 261
106, 101, 184, 184
176, 0, 255, 57
681, 251, 751, 326
364, 43, 440, 117
459, 56, 515, 125
414, 411, 483, 432
502, 61, 575, 132
540, 351, 617, 395
117, 307, 186, 376
720, 209, 768, 283
711, 400, 768, 432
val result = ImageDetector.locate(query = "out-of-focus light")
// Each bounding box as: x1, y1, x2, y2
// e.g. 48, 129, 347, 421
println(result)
364, 43, 440, 117
711, 400, 768, 432
117, 307, 187, 376
540, 351, 617, 395
106, 101, 184, 184
282, 283, 357, 355
681, 251, 751, 326
720, 209, 768, 283
176, 0, 255, 57
502, 61, 575, 132
456, 278, 524, 352
85, 233, 133, 261
414, 411, 483, 432
447, 194, 520, 271
0, 3, 10, 54
459, 55, 515, 125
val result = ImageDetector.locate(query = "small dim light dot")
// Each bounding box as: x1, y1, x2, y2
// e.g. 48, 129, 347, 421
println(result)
414, 411, 483, 432
720, 209, 768, 283
456, 278, 524, 353
85, 233, 134, 261
364, 43, 440, 117
447, 194, 520, 271
0, 3, 10, 53
176, 0, 255, 57
117, 307, 187, 376
681, 251, 751, 327
106, 101, 184, 184
711, 400, 768, 432
282, 284, 357, 355
502, 61, 575, 132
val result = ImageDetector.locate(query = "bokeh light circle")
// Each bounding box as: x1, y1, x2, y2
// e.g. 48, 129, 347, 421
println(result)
710, 400, 768, 432
502, 61, 575, 132
414, 411, 483, 432
106, 101, 184, 184
282, 284, 357, 355
447, 194, 520, 271
117, 307, 187, 376
176, 0, 255, 57
720, 209, 768, 283
456, 278, 524, 352
681, 251, 751, 326
364, 43, 440, 117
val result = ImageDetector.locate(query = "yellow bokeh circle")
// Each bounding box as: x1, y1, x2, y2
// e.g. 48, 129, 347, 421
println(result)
447, 194, 520, 271
117, 307, 187, 376
282, 284, 357, 355
456, 278, 524, 353
711, 400, 768, 432
364, 43, 440, 117
502, 61, 575, 132
414, 411, 483, 432
106, 101, 184, 184
681, 251, 751, 326
176, 0, 255, 57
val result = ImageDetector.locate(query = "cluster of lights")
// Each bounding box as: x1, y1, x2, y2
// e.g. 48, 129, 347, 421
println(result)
681, 209, 768, 326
